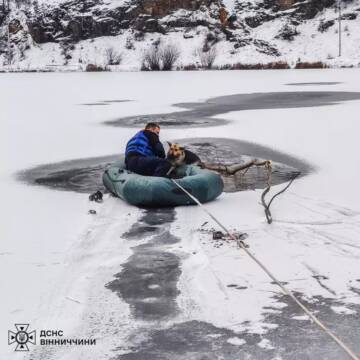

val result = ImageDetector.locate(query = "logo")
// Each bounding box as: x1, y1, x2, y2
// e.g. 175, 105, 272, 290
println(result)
8, 324, 36, 351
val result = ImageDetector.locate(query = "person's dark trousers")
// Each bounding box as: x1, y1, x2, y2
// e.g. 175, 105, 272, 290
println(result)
126, 156, 172, 177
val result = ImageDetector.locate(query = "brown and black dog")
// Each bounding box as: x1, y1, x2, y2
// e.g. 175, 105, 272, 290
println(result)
166, 142, 204, 168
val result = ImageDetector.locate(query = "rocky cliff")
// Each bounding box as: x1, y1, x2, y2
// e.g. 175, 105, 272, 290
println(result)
0, 0, 359, 70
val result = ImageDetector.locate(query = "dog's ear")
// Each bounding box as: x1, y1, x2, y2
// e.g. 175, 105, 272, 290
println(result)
179, 146, 185, 151
167, 141, 172, 147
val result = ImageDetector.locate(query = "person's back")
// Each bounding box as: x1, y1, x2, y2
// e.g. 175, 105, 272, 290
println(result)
125, 123, 171, 177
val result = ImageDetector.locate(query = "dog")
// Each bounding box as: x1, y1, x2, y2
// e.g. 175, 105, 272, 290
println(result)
166, 142, 204, 168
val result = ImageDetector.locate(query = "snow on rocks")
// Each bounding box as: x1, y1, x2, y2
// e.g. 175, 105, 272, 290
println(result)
227, 336, 247, 346
1, 0, 360, 70
257, 338, 275, 350
331, 306, 357, 315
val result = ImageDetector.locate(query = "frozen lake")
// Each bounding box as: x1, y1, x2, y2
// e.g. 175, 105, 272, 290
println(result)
1, 69, 360, 359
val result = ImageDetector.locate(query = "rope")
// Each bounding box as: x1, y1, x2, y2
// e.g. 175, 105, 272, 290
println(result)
267, 173, 300, 209
171, 179, 360, 360
261, 161, 273, 223
260, 161, 300, 224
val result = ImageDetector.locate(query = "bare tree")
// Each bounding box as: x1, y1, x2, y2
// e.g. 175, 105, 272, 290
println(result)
104, 47, 122, 65
141, 43, 180, 71
160, 43, 180, 71
195, 46, 217, 69
141, 45, 161, 71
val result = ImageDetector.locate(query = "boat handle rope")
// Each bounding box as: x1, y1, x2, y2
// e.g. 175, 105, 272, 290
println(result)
171, 178, 360, 360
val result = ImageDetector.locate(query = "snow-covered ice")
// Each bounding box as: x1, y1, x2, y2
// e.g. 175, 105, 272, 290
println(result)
1, 69, 360, 359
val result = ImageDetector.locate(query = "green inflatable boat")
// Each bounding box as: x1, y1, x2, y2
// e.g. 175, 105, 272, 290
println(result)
103, 157, 223, 207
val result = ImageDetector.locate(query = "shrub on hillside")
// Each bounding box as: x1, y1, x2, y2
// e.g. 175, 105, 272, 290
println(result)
276, 24, 299, 41
141, 43, 180, 71
216, 62, 290, 70
141, 45, 161, 71
85, 64, 108, 72
104, 47, 122, 65
295, 62, 328, 69
318, 19, 335, 32
194, 46, 217, 69
161, 44, 180, 71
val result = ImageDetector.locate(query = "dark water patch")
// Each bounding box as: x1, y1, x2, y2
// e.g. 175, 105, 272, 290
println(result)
18, 138, 311, 194
286, 82, 342, 86
123, 209, 176, 240
123, 225, 160, 240
151, 229, 181, 245
259, 292, 360, 359
106, 208, 181, 320
17, 155, 118, 194
117, 321, 261, 360
106, 245, 181, 321
140, 208, 176, 225
81, 103, 110, 106
103, 100, 132, 103
174, 137, 312, 192
117, 291, 360, 360
105, 91, 360, 128
80, 99, 131, 106
222, 167, 300, 193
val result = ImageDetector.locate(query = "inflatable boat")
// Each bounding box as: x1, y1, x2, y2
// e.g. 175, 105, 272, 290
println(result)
103, 157, 223, 207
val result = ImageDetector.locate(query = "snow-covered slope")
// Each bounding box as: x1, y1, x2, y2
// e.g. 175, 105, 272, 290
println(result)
0, 0, 359, 71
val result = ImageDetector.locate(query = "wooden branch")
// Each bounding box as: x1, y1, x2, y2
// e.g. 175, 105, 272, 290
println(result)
203, 160, 270, 175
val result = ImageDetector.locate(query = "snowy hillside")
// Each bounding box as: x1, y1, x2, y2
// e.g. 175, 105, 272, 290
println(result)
0, 0, 359, 71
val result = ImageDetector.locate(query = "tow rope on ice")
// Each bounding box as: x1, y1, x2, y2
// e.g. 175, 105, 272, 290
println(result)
170, 178, 360, 360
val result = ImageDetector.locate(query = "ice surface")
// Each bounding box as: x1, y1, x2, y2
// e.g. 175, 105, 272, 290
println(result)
1, 69, 360, 359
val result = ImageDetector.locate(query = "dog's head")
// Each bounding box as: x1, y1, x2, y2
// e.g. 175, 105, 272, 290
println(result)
167, 142, 186, 166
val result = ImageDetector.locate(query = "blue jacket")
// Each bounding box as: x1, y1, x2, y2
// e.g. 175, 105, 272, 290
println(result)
125, 130, 165, 158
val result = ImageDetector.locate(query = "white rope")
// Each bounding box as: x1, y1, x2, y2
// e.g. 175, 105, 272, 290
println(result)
171, 179, 360, 360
